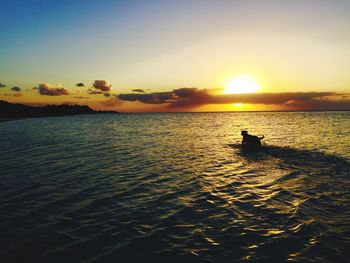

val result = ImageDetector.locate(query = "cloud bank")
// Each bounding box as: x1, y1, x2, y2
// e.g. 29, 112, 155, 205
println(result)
118, 92, 175, 104
38, 83, 69, 96
117, 88, 350, 110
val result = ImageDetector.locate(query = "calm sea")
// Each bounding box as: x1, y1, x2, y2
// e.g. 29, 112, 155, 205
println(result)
0, 112, 349, 263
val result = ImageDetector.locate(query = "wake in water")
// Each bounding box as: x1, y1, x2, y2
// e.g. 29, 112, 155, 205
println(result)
221, 144, 350, 262
228, 143, 350, 176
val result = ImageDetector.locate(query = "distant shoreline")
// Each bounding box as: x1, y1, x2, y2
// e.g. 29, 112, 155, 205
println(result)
0, 112, 119, 123
0, 100, 119, 121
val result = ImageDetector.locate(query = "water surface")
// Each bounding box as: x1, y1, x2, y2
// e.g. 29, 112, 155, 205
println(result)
0, 112, 349, 262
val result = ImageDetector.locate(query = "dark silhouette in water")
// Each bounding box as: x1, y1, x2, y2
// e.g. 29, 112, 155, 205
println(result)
0, 100, 118, 120
241, 130, 264, 150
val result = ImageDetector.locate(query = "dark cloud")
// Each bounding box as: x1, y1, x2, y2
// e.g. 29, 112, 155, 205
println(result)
172, 91, 350, 110
170, 91, 335, 107
85, 80, 113, 98
132, 89, 146, 93
11, 86, 21, 92
13, 93, 23, 97
118, 87, 350, 110
38, 83, 69, 96
118, 92, 176, 104
171, 87, 211, 107
93, 80, 111, 92
0, 83, 6, 88
174, 87, 207, 98
289, 96, 350, 110
76, 82, 85, 87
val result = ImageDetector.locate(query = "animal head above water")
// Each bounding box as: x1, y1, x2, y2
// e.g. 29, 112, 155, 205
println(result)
241, 130, 248, 135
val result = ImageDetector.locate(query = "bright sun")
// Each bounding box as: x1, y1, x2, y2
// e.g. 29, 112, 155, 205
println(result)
223, 75, 261, 94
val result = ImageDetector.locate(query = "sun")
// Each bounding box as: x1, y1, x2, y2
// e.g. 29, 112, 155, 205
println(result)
223, 75, 261, 94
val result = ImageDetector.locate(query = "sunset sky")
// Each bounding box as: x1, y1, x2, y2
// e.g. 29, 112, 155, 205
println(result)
1, 0, 349, 112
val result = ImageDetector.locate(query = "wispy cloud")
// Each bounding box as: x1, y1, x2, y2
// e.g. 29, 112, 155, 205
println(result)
88, 89, 104, 95
132, 89, 146, 93
74, 96, 90, 99
100, 98, 123, 107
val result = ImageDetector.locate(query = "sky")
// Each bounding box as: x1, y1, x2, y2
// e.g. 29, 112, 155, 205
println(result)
0, 0, 349, 112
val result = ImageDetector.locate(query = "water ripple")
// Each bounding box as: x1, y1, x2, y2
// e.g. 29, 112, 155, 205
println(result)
0, 112, 349, 262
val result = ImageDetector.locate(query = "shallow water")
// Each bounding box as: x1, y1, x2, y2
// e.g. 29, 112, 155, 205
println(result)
0, 112, 349, 262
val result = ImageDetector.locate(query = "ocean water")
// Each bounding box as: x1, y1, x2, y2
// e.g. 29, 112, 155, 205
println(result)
0, 112, 349, 263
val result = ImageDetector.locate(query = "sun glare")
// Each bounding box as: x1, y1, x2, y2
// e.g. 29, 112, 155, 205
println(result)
223, 75, 261, 94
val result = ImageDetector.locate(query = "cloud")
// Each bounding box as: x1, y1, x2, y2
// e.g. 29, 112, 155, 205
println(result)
38, 83, 69, 96
88, 89, 103, 95
170, 90, 339, 107
76, 82, 85, 87
0, 83, 6, 88
174, 87, 207, 98
117, 88, 350, 110
292, 96, 350, 110
118, 92, 176, 104
11, 86, 21, 92
13, 93, 23, 97
132, 89, 146, 93
74, 96, 90, 99
93, 80, 112, 92
100, 98, 123, 107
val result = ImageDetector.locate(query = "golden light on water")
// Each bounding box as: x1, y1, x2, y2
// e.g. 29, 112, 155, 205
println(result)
223, 75, 261, 94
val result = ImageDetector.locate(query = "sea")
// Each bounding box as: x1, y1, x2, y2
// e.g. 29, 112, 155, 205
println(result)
0, 112, 349, 263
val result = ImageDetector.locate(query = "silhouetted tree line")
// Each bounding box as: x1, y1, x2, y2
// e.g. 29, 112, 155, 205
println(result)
0, 100, 118, 119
